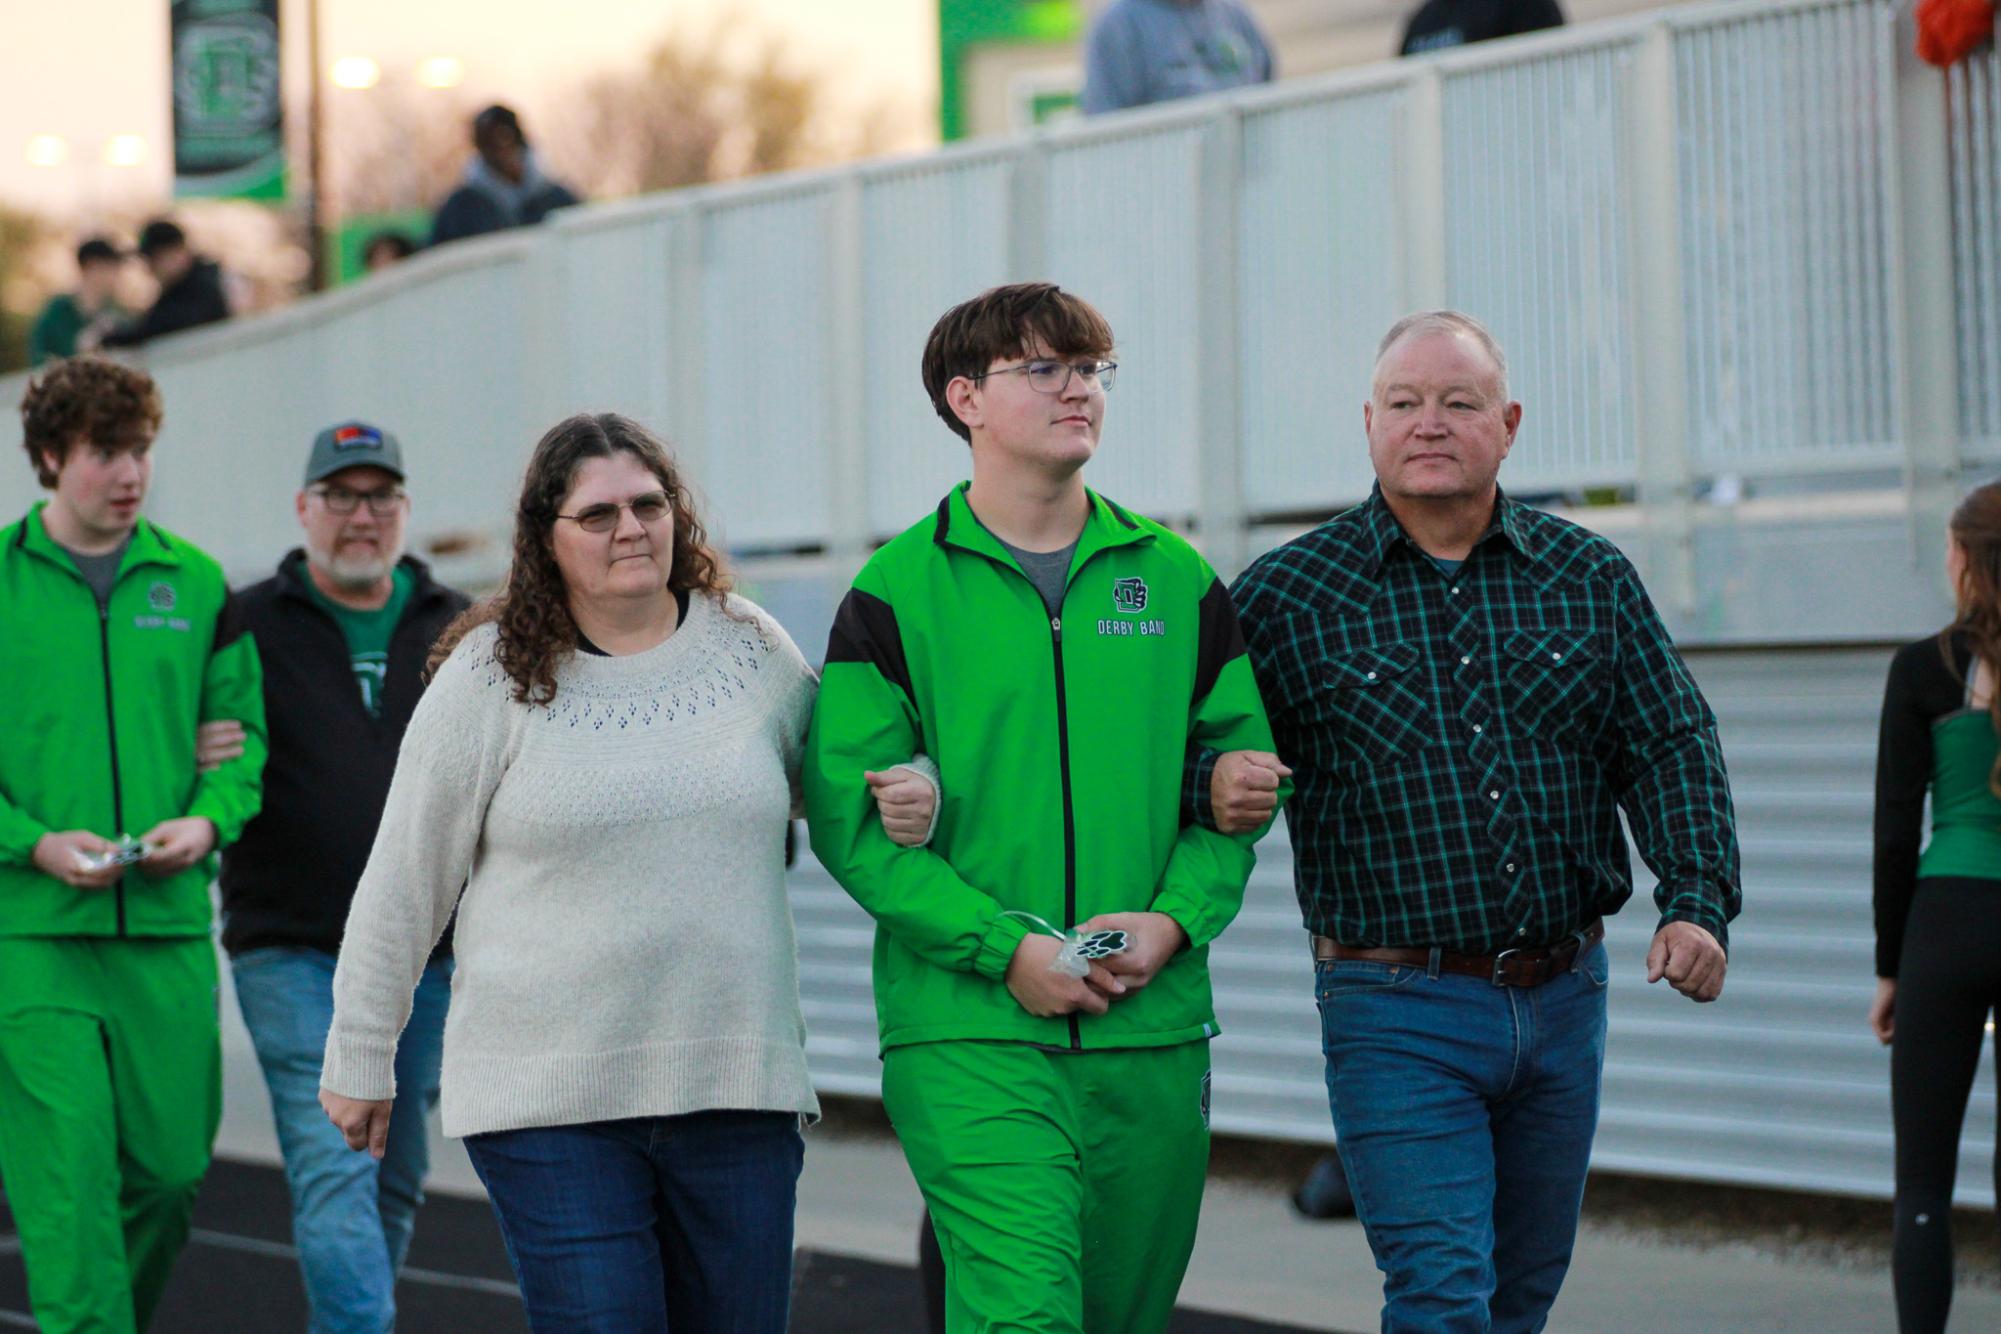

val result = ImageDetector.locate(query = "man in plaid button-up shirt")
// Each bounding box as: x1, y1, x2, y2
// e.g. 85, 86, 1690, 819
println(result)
1197, 311, 1739, 1332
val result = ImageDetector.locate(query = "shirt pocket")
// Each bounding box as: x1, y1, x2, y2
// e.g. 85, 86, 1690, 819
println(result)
1501, 627, 1606, 746
1314, 642, 1429, 766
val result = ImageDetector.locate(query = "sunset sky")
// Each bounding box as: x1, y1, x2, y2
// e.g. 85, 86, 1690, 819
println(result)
0, 0, 940, 214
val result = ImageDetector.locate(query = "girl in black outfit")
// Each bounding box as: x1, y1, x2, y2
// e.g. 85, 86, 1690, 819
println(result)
1873, 481, 2001, 1332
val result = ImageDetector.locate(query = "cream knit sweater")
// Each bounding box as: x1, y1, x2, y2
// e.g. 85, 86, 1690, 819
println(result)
322, 592, 822, 1138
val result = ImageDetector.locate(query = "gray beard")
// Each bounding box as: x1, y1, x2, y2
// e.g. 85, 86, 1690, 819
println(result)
306, 536, 403, 591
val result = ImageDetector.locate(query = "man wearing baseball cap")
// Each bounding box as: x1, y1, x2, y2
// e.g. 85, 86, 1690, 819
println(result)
216, 421, 469, 1332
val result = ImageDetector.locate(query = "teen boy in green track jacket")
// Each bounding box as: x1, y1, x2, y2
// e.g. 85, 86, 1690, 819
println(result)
805, 283, 1282, 1334
0, 357, 265, 1334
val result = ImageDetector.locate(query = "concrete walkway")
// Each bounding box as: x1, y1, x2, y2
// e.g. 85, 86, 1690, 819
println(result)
790, 1128, 2001, 1334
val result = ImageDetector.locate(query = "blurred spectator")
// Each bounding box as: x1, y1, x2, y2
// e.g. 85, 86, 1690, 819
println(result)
362, 231, 418, 273
1081, 0, 1274, 116
28, 237, 129, 366
1400, 0, 1565, 56
96, 220, 232, 350
430, 105, 579, 248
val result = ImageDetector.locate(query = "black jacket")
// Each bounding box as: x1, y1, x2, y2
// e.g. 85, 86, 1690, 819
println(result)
430, 180, 579, 247
101, 258, 230, 348
1400, 0, 1564, 55
219, 550, 470, 958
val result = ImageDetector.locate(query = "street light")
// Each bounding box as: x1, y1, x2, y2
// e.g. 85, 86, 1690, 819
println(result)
25, 134, 68, 167
330, 55, 380, 90
417, 56, 464, 89
104, 135, 146, 167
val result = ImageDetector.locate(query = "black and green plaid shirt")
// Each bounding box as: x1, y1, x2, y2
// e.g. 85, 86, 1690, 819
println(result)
1191, 487, 1739, 954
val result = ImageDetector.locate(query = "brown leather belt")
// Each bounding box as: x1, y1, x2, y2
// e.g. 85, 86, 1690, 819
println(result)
1311, 919, 1604, 988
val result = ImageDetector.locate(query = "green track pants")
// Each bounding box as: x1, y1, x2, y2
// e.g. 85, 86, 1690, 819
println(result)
883, 1038, 1212, 1334
0, 936, 221, 1334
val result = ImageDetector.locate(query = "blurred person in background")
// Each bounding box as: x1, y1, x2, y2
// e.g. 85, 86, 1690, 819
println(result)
430, 105, 580, 248
1400, 0, 1565, 56
214, 421, 469, 1333
1871, 479, 2001, 1334
317, 413, 934, 1331
1081, 0, 1275, 114
95, 220, 232, 351
362, 231, 418, 273
29, 237, 129, 366
0, 356, 266, 1333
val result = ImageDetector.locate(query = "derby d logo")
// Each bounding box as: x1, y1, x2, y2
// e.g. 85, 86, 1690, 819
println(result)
1112, 577, 1148, 614
148, 581, 177, 612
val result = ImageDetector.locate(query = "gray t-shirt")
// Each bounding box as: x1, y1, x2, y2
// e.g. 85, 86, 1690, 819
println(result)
64, 539, 129, 607
996, 536, 1079, 616
1081, 0, 1275, 115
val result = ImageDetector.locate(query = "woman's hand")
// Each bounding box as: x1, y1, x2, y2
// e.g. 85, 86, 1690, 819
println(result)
320, 1088, 395, 1158
1868, 977, 1896, 1045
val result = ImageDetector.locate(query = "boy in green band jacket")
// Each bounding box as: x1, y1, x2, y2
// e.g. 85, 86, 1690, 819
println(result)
805, 283, 1281, 1333
0, 357, 266, 1334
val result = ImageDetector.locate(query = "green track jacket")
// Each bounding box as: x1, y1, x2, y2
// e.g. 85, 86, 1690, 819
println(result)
0, 503, 266, 937
805, 483, 1279, 1052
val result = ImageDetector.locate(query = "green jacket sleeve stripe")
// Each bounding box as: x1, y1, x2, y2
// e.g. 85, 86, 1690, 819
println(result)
1192, 576, 1248, 706
825, 589, 915, 704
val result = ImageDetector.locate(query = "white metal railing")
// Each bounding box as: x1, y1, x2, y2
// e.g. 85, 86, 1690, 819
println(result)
1, 0, 1975, 594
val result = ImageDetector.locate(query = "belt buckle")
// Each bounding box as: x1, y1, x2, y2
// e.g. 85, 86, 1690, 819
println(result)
1489, 948, 1521, 987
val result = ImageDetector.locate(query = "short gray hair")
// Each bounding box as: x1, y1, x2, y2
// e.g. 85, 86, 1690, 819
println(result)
1373, 310, 1509, 399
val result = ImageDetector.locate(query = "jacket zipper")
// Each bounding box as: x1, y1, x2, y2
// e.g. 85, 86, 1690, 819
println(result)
1049, 612, 1081, 1051
98, 600, 127, 935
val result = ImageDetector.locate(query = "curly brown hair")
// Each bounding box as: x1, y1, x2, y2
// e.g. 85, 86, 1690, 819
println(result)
19, 356, 164, 488
429, 413, 732, 705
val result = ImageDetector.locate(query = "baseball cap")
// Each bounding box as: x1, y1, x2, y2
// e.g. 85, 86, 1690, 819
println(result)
305, 422, 406, 485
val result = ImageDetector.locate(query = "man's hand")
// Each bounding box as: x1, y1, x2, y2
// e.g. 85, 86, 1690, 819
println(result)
1868, 977, 1896, 1045
195, 719, 247, 772
866, 768, 936, 848
1209, 751, 1291, 834
320, 1088, 394, 1158
1645, 921, 1727, 1002
1005, 934, 1122, 1017
138, 817, 217, 876
30, 830, 126, 889
1075, 911, 1189, 993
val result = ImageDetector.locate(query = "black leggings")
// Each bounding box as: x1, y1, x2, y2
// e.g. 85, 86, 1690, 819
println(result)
1892, 877, 2001, 1333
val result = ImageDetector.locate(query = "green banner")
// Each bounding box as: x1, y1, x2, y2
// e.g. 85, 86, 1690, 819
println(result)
171, 0, 285, 201
938, 0, 1083, 141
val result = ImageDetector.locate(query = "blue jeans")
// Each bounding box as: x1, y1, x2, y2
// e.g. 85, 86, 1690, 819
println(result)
231, 946, 451, 1334
1315, 939, 1610, 1334
463, 1111, 804, 1334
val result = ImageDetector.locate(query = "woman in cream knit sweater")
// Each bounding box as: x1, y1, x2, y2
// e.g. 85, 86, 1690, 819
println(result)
318, 413, 933, 1332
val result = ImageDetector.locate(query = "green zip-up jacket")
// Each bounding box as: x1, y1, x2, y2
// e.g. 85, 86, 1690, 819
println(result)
0, 503, 267, 937
805, 483, 1280, 1052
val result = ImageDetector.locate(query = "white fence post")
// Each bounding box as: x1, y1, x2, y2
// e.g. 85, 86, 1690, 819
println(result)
1888, 0, 1962, 571
1197, 106, 1249, 578
1008, 136, 1050, 281
826, 175, 872, 575
664, 203, 712, 522
1399, 67, 1449, 312
1629, 24, 1697, 613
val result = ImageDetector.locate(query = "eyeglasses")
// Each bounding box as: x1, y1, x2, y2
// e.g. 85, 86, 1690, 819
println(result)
556, 490, 672, 533
969, 359, 1118, 395
310, 485, 407, 516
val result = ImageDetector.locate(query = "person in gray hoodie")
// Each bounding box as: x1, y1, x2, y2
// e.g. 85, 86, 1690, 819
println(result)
429, 105, 580, 248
